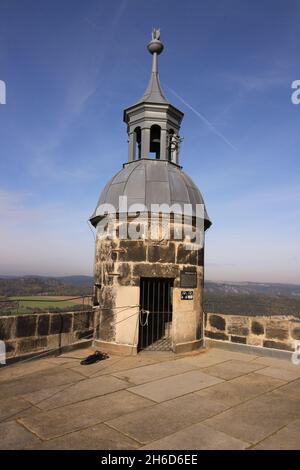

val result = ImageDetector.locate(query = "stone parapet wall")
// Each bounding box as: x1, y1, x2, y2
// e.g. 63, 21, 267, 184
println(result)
0, 310, 95, 360
205, 313, 300, 352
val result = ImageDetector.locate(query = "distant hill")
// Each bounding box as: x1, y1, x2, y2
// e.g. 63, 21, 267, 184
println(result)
57, 275, 93, 287
205, 281, 300, 298
0, 276, 299, 317
0, 276, 93, 297
204, 281, 300, 316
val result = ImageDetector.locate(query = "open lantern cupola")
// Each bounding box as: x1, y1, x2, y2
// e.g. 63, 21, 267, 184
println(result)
124, 29, 184, 165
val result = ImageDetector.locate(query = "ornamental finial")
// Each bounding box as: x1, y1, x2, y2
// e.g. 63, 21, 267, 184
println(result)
152, 28, 160, 41
147, 28, 164, 55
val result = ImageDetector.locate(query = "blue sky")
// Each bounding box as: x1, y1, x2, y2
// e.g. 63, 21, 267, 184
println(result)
0, 0, 299, 283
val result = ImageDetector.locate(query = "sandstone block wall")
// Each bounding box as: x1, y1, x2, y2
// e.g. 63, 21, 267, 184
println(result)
94, 234, 204, 346
0, 310, 95, 360
205, 313, 300, 352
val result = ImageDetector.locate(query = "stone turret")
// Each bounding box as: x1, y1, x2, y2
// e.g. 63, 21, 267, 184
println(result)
90, 30, 211, 355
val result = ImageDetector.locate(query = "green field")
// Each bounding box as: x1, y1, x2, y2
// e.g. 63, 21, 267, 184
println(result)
1, 296, 90, 315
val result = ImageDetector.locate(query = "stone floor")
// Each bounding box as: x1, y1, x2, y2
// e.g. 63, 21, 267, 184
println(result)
0, 347, 300, 450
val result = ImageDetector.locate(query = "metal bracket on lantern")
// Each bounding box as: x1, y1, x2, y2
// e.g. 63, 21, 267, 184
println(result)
167, 133, 184, 153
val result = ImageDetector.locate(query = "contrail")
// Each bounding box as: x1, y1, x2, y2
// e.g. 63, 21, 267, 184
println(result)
165, 85, 238, 152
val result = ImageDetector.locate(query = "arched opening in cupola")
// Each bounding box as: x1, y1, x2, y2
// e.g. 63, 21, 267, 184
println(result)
149, 124, 161, 159
134, 126, 141, 159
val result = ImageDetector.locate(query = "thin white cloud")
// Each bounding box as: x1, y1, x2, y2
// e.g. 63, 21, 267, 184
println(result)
0, 189, 43, 223
223, 71, 289, 92
165, 85, 238, 151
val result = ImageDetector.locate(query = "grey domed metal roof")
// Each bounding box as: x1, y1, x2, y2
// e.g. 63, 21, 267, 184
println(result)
90, 159, 211, 229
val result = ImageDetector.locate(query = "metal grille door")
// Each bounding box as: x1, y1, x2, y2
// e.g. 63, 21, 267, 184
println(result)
139, 278, 173, 351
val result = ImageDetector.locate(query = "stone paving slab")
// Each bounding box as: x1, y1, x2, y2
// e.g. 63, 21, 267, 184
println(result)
27, 423, 140, 450
195, 372, 286, 407
253, 419, 300, 450
269, 377, 300, 400
69, 357, 127, 377
46, 356, 85, 367
59, 349, 96, 359
2, 347, 300, 450
129, 370, 223, 402
251, 356, 298, 369
19, 390, 153, 440
0, 397, 33, 422
201, 360, 267, 380
0, 358, 59, 383
34, 375, 130, 410
22, 384, 68, 405
140, 422, 249, 450
0, 367, 83, 400
112, 359, 199, 385
70, 355, 164, 378
203, 389, 300, 444
106, 392, 227, 444
254, 366, 300, 382
0, 421, 41, 450
174, 349, 259, 368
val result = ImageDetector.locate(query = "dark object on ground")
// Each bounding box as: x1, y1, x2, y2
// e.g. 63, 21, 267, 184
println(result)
80, 351, 109, 365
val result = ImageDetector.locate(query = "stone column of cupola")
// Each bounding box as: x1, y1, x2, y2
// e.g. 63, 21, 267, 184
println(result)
172, 133, 179, 164
128, 131, 136, 162
141, 127, 150, 159
160, 128, 167, 160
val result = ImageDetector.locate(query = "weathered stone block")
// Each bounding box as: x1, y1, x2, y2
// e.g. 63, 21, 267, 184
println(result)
117, 263, 132, 285
209, 314, 226, 331
111, 251, 118, 262
98, 311, 115, 342
46, 334, 60, 349
248, 336, 263, 347
196, 319, 202, 340
131, 276, 140, 287
265, 326, 288, 341
176, 244, 198, 265
227, 317, 249, 336
98, 286, 116, 309
37, 314, 50, 336
96, 240, 117, 262
133, 263, 179, 279
231, 335, 247, 344
251, 320, 264, 336
291, 324, 300, 340
205, 330, 228, 341
50, 313, 73, 335
119, 240, 146, 262
197, 248, 204, 266
15, 315, 37, 338
76, 329, 94, 340
0, 316, 15, 340
17, 337, 47, 354
73, 312, 91, 331
4, 340, 16, 357
263, 339, 293, 352
148, 243, 175, 263
60, 332, 77, 346
103, 261, 116, 286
